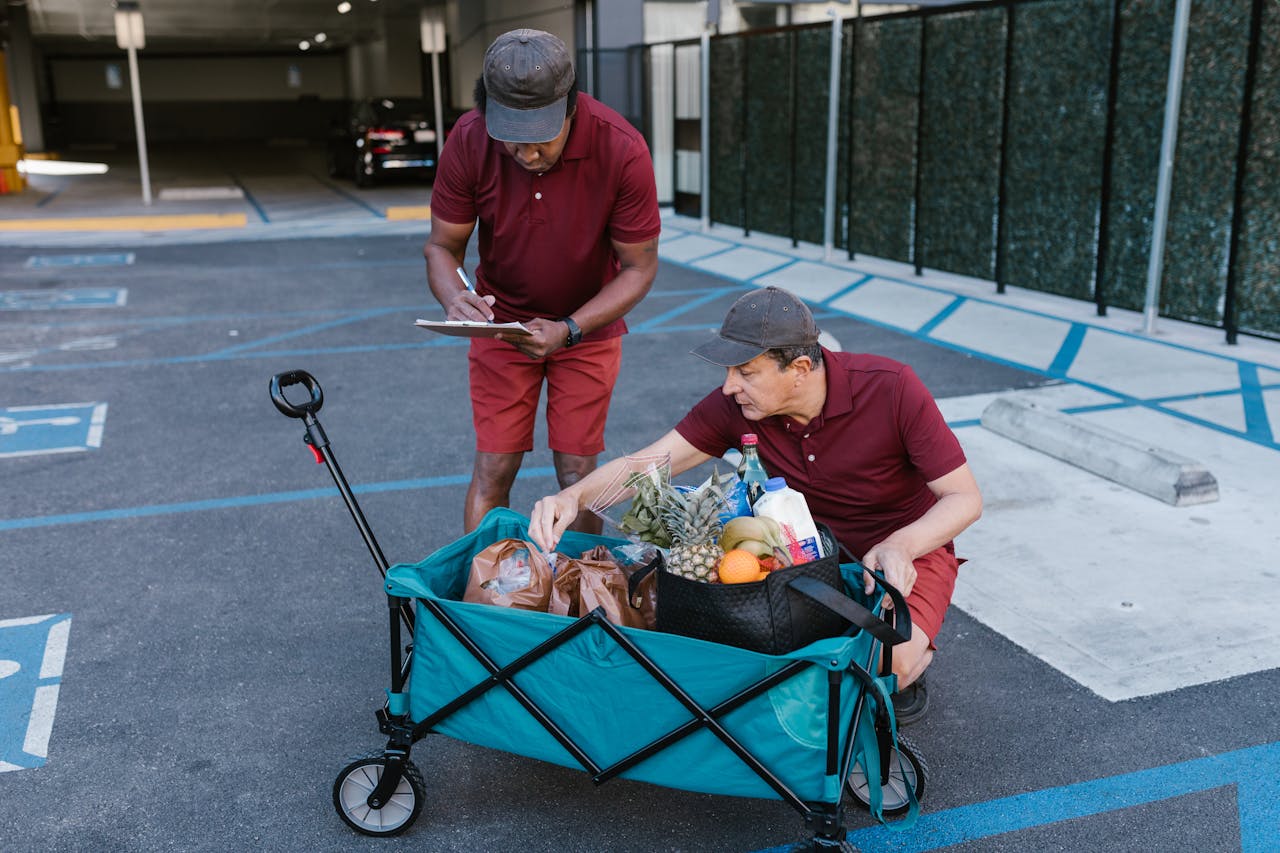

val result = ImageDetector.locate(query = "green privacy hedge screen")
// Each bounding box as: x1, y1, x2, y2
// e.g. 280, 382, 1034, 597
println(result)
693, 0, 1279, 340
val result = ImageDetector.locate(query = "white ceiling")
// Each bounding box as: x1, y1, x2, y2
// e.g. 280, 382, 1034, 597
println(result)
20, 0, 444, 54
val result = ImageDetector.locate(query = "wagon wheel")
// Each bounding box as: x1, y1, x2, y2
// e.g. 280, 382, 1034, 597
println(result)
332, 749, 425, 836
844, 733, 928, 816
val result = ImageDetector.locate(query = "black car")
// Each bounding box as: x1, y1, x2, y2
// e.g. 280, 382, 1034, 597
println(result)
327, 98, 438, 187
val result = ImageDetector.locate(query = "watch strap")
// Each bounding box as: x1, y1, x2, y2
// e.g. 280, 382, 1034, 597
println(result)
561, 316, 583, 347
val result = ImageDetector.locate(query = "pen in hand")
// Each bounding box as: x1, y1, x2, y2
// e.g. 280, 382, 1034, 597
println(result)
455, 266, 495, 322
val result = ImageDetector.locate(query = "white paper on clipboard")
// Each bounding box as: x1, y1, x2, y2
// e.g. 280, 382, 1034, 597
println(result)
414, 319, 533, 338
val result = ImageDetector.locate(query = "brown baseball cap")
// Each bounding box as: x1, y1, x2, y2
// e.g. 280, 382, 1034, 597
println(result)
691, 287, 821, 367
482, 29, 575, 143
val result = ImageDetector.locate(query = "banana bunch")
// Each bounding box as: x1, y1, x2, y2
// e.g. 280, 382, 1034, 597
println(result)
719, 515, 790, 564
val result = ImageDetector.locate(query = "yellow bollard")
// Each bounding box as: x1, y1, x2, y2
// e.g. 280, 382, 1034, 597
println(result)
0, 50, 27, 194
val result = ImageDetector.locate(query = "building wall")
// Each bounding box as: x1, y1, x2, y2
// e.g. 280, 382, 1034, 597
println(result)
46, 54, 349, 145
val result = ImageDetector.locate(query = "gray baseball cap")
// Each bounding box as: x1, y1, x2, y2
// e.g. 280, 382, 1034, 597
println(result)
691, 287, 821, 367
482, 29, 575, 143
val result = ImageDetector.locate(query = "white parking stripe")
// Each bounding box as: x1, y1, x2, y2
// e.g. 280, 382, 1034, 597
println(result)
39, 620, 70, 679
23, 685, 60, 759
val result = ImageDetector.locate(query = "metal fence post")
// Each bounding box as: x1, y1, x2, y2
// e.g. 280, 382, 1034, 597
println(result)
911, 15, 927, 276
994, 1, 1015, 294
1093, 0, 1124, 318
1222, 0, 1264, 345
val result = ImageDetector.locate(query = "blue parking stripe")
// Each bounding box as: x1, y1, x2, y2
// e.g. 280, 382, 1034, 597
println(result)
211, 307, 400, 355
820, 274, 874, 304
1047, 322, 1088, 377
630, 286, 740, 332
915, 296, 965, 336
1239, 363, 1275, 444
750, 741, 1280, 853
227, 173, 269, 223
0, 467, 557, 532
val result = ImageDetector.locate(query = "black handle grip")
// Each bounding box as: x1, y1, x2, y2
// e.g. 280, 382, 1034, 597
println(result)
269, 370, 324, 419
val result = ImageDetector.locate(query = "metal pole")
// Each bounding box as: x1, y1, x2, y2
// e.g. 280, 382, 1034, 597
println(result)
994, 1, 1014, 293
430, 51, 445, 163
911, 15, 927, 276
1222, 0, 1264, 346
1142, 0, 1192, 336
822, 8, 843, 262
701, 27, 711, 232
1093, 0, 1123, 317
788, 29, 799, 247
846, 3, 861, 261
125, 43, 152, 206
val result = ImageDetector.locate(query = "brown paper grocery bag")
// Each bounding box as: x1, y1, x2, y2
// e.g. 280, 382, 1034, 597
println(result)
550, 545, 655, 630
463, 539, 553, 611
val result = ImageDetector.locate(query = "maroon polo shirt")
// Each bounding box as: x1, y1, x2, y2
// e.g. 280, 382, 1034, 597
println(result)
429, 93, 661, 340
675, 350, 967, 558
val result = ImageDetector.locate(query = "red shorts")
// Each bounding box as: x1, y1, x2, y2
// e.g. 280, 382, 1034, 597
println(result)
904, 545, 961, 648
468, 336, 623, 455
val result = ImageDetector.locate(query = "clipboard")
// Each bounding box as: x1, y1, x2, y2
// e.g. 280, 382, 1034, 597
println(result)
415, 319, 533, 338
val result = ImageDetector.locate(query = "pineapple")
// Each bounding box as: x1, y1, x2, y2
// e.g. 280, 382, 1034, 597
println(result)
659, 470, 732, 583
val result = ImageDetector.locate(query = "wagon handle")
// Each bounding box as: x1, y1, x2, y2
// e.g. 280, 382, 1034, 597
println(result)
269, 369, 324, 419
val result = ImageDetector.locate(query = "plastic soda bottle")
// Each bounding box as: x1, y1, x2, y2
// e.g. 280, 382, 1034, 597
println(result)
738, 434, 770, 506
752, 477, 823, 563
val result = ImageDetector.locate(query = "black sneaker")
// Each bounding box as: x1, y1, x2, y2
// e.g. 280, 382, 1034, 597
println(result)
891, 675, 929, 726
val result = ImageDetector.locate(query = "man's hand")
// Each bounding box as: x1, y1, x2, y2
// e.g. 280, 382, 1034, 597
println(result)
498, 317, 571, 359
444, 290, 496, 323
860, 540, 918, 602
529, 491, 580, 553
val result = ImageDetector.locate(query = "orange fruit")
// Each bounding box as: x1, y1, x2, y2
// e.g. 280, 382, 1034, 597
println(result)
718, 549, 762, 584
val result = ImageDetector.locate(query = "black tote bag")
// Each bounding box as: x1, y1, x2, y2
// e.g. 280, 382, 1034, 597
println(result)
630, 524, 906, 655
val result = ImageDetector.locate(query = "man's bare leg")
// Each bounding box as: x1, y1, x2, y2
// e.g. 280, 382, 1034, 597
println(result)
463, 451, 524, 532
553, 451, 601, 535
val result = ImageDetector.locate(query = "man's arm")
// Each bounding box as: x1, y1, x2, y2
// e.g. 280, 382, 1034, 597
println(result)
423, 216, 494, 322
529, 428, 711, 553
860, 462, 983, 598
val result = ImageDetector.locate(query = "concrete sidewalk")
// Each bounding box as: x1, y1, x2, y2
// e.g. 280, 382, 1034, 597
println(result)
657, 213, 1280, 702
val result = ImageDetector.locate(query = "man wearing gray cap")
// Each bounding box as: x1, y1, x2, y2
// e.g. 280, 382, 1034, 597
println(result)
529, 286, 982, 725
424, 29, 661, 534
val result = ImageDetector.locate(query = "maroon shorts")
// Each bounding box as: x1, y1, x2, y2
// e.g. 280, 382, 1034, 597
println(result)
904, 544, 961, 648
467, 336, 623, 455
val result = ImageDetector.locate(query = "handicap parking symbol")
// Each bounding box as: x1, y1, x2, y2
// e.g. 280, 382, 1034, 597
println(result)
0, 403, 108, 458
0, 614, 72, 772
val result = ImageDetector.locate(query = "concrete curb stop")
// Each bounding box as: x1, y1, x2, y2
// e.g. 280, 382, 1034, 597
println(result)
979, 397, 1219, 507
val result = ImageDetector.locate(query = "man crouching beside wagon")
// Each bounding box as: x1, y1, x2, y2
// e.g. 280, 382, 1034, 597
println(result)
529, 286, 982, 724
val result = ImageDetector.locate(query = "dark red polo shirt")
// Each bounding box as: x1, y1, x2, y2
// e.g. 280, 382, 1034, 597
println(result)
675, 350, 967, 558
429, 93, 661, 340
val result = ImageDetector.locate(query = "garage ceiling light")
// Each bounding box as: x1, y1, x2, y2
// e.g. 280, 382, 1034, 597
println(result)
337, 2, 352, 13
299, 40, 310, 50
314, 33, 327, 43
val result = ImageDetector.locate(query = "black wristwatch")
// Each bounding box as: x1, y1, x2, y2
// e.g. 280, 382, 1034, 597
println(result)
561, 316, 583, 348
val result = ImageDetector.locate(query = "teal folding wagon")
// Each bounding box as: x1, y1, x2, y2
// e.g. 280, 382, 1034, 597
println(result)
270, 370, 923, 851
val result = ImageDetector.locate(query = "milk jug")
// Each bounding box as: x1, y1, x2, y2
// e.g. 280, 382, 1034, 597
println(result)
752, 477, 823, 563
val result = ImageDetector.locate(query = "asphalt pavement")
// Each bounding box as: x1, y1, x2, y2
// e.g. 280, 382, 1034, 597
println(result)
1, 144, 1277, 852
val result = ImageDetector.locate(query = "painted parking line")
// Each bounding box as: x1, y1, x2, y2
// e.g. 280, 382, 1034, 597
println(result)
748, 741, 1278, 852
24, 253, 135, 268
0, 614, 72, 772
0, 403, 108, 458
0, 213, 248, 231
0, 288, 128, 310
0, 466, 555, 532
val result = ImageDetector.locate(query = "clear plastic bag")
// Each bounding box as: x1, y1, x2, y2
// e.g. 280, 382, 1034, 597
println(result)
586, 453, 672, 544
